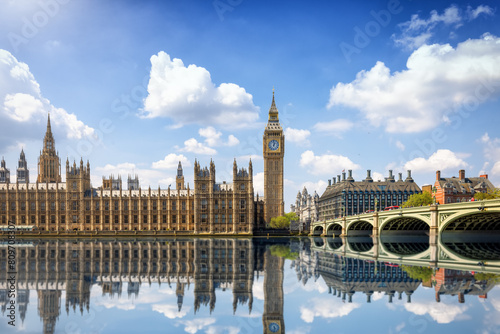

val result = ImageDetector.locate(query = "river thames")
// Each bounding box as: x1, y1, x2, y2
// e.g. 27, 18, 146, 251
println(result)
0, 236, 499, 334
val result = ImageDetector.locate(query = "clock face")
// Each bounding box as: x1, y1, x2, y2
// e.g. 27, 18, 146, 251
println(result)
268, 139, 279, 151
268, 322, 280, 333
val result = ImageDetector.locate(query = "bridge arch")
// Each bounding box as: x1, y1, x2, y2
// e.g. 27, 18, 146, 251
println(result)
346, 220, 372, 236
312, 225, 324, 236
326, 223, 342, 237
440, 210, 500, 233
326, 237, 343, 250
381, 216, 429, 233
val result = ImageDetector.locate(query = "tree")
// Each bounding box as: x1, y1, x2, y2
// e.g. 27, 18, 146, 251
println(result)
270, 245, 298, 260
269, 212, 298, 229
401, 192, 433, 208
401, 265, 434, 281
474, 188, 500, 200
269, 216, 289, 229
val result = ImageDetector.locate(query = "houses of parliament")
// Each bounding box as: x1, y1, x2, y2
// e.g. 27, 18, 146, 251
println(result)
0, 94, 285, 235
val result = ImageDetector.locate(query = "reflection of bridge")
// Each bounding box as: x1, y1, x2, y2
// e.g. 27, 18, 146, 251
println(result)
311, 199, 500, 237
310, 234, 500, 274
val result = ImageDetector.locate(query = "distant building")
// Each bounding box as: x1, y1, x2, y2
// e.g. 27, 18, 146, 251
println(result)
290, 187, 319, 232
318, 170, 421, 220
433, 170, 495, 204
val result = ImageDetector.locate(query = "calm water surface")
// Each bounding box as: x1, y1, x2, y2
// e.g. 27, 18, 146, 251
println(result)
0, 236, 499, 334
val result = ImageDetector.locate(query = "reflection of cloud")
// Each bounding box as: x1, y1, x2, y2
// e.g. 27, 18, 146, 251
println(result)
179, 318, 216, 334
252, 280, 264, 300
205, 326, 240, 334
92, 284, 174, 311
405, 301, 468, 324
152, 304, 189, 319
300, 297, 361, 323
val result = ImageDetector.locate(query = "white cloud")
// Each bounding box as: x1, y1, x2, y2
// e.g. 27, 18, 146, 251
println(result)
404, 149, 469, 173
177, 138, 217, 155
395, 140, 405, 151
329, 34, 500, 133
179, 318, 216, 334
253, 172, 264, 196
285, 127, 311, 146
205, 326, 240, 334
0, 49, 95, 150
152, 304, 189, 319
199, 126, 239, 147
93, 162, 175, 189
300, 297, 361, 323
405, 301, 468, 324
142, 51, 259, 128
299, 180, 328, 198
467, 5, 494, 20
393, 5, 493, 50
393, 5, 461, 49
299, 150, 360, 175
313, 119, 354, 136
152, 153, 190, 170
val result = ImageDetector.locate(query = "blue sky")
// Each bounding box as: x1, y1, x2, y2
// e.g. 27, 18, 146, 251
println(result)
0, 0, 499, 207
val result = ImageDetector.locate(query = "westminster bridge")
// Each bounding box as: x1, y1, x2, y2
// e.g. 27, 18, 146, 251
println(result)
310, 199, 500, 272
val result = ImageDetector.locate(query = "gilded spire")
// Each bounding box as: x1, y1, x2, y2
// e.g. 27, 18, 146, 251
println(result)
268, 89, 279, 122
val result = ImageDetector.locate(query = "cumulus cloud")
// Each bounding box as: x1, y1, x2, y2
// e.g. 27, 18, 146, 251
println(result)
152, 304, 189, 319
0, 49, 95, 150
142, 51, 259, 128
329, 34, 500, 133
253, 172, 264, 196
300, 297, 361, 323
404, 149, 469, 173
93, 162, 177, 189
179, 318, 216, 334
405, 301, 468, 324
393, 5, 494, 49
285, 127, 310, 146
152, 153, 190, 170
177, 138, 217, 155
299, 150, 360, 175
199, 126, 239, 147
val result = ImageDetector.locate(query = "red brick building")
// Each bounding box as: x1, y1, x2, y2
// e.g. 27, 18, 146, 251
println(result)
433, 170, 494, 204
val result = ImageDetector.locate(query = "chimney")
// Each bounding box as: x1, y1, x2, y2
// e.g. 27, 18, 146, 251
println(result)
337, 175, 341, 184
347, 170, 354, 182
365, 170, 373, 182
398, 173, 402, 181
328, 179, 331, 186
342, 172, 346, 181
333, 177, 336, 184
405, 170, 414, 182
459, 169, 465, 181
436, 170, 441, 181
389, 170, 393, 178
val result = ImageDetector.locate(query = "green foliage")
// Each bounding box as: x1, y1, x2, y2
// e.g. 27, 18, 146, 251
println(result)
270, 245, 298, 260
473, 272, 500, 283
269, 216, 289, 229
401, 192, 434, 208
474, 188, 500, 200
401, 265, 434, 281
269, 212, 298, 229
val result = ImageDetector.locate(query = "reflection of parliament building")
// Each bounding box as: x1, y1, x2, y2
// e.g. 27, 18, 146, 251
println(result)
0, 93, 286, 234
0, 239, 255, 334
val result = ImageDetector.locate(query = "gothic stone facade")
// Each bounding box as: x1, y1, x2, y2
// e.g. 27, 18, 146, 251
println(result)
0, 115, 262, 234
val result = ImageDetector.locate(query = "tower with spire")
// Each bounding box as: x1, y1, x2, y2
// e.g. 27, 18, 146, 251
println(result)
0, 157, 10, 184
17, 149, 29, 183
262, 90, 285, 225
37, 114, 61, 183
176, 161, 185, 190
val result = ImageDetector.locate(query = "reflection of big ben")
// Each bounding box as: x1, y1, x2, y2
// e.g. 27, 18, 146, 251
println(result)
263, 248, 285, 334
263, 91, 285, 224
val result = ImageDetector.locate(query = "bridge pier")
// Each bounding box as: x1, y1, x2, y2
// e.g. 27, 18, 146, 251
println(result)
372, 212, 379, 237
340, 217, 347, 237
429, 205, 439, 266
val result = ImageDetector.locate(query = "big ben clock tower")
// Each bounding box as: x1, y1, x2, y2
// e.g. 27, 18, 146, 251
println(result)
263, 91, 285, 224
